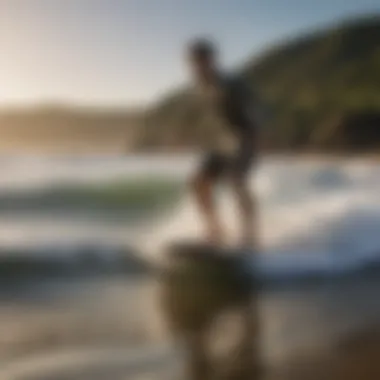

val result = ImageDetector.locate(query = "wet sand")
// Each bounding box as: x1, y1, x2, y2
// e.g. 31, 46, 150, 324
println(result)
0, 272, 379, 379
267, 327, 380, 380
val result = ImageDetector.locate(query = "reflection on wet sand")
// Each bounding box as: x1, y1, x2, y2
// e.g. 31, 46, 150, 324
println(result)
0, 258, 380, 379
159, 242, 262, 379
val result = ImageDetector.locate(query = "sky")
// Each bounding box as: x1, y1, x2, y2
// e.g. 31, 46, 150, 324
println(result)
0, 0, 379, 108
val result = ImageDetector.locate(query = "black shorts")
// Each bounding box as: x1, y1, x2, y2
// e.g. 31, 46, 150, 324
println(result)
199, 150, 254, 180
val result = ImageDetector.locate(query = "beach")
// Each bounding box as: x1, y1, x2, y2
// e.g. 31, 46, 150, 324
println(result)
0, 155, 380, 379
0, 269, 379, 379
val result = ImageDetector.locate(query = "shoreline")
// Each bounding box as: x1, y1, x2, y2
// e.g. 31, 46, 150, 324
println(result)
0, 270, 379, 379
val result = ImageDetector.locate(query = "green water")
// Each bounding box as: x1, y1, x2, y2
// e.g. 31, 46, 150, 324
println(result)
0, 177, 184, 214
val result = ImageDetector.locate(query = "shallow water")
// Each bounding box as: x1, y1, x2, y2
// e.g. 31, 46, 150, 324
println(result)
1, 155, 380, 279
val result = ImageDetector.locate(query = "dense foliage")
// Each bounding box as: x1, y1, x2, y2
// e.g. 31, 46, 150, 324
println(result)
139, 16, 380, 152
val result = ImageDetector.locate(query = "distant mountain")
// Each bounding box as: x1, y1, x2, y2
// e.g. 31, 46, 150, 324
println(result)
138, 15, 380, 153
0, 105, 141, 153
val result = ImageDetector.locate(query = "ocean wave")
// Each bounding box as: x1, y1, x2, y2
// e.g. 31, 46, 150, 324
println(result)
0, 245, 149, 280
139, 158, 380, 280
1, 156, 380, 281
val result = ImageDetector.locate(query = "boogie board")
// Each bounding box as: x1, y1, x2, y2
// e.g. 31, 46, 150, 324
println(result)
158, 240, 258, 333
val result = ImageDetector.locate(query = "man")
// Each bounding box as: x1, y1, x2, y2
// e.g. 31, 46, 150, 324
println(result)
187, 38, 259, 248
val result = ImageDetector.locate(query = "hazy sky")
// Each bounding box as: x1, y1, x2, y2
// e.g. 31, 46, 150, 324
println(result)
0, 0, 379, 107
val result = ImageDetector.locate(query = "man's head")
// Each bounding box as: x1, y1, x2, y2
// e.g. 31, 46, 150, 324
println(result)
187, 38, 218, 83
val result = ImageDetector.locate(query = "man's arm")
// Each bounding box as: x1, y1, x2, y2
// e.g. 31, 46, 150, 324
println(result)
235, 77, 259, 155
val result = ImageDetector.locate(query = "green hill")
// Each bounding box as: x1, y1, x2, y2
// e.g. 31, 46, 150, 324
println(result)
138, 15, 380, 153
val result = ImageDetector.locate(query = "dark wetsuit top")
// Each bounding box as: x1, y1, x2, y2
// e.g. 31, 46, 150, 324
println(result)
194, 72, 257, 179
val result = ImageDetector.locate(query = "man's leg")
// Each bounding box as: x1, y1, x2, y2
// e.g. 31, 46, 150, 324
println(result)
230, 175, 258, 248
190, 154, 226, 244
191, 173, 224, 244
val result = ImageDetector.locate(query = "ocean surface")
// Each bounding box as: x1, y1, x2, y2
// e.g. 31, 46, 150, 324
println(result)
1, 154, 380, 379
1, 154, 380, 278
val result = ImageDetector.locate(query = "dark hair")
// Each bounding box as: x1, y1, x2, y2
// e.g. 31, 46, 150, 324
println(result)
188, 38, 216, 59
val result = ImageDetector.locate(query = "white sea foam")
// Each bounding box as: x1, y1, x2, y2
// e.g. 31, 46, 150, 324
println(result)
1, 155, 380, 279
139, 157, 380, 278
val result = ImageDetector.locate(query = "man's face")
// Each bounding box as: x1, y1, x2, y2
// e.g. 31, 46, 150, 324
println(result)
188, 53, 215, 83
